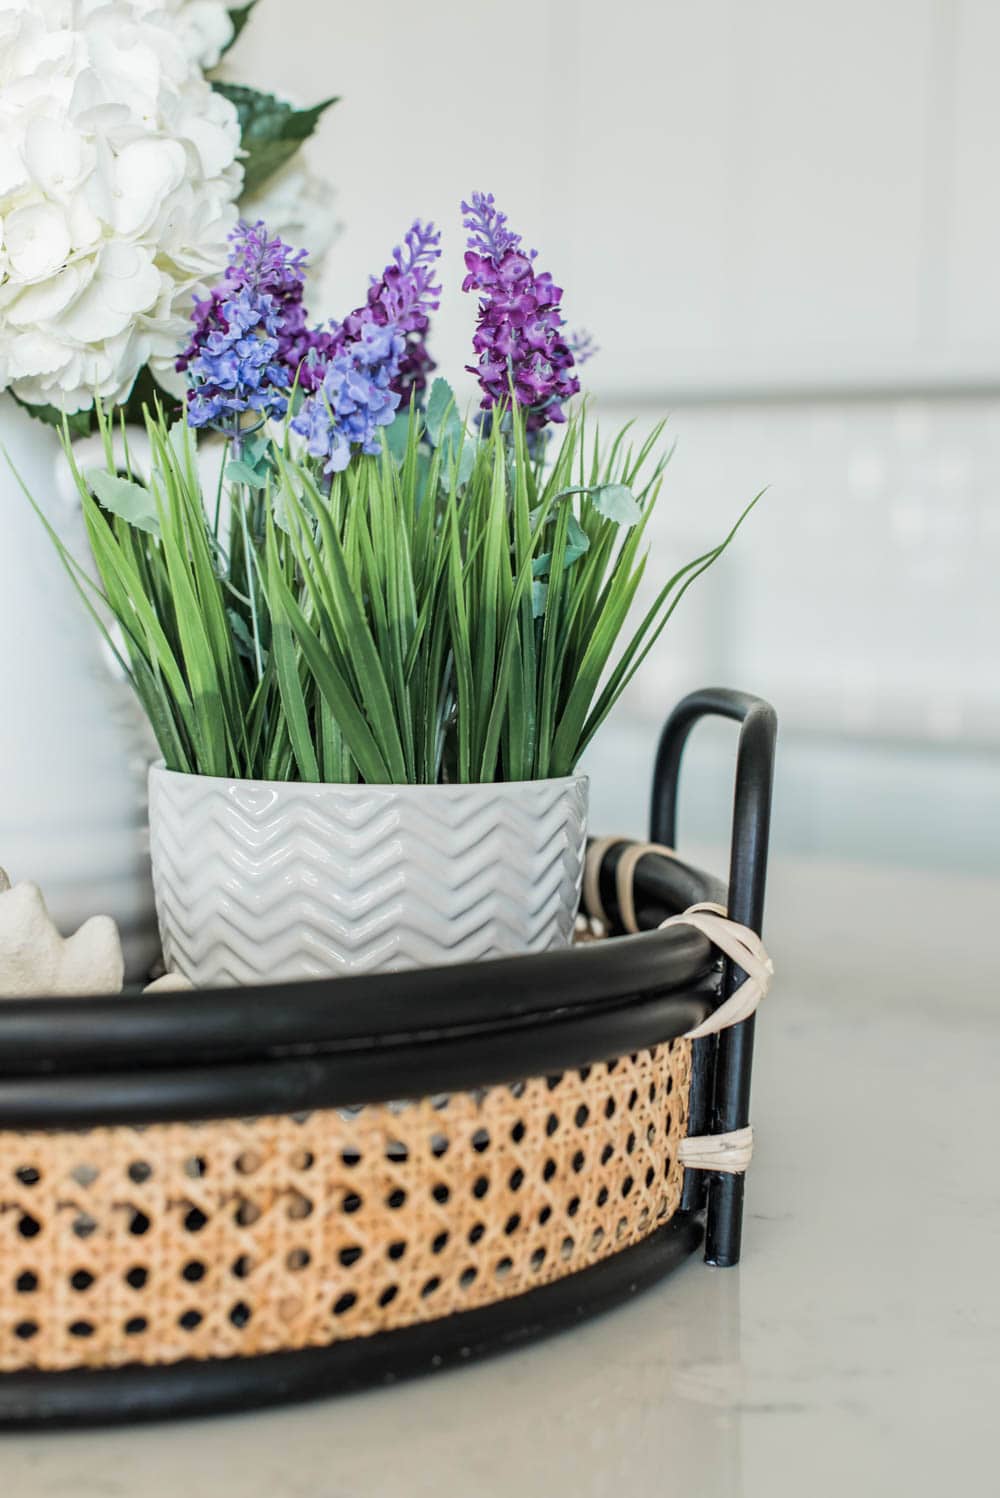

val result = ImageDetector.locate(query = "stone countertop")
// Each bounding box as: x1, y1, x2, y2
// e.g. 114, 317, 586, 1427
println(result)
3, 854, 996, 1497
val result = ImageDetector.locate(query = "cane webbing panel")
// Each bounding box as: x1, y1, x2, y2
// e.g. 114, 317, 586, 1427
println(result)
0, 1042, 691, 1372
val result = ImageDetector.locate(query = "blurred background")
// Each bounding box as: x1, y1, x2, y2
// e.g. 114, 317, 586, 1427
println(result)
233, 0, 999, 875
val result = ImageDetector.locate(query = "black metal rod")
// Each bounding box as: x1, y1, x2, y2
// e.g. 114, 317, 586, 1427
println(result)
650, 687, 777, 1266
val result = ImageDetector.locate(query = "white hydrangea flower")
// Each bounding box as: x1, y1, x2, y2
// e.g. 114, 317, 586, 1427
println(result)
130, 0, 234, 70
0, 0, 242, 413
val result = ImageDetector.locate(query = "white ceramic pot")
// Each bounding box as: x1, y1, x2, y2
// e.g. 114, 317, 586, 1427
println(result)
148, 765, 589, 986
0, 399, 159, 979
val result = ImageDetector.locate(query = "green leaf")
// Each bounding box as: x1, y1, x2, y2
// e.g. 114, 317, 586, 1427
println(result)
117, 365, 181, 428
85, 470, 160, 535
226, 608, 260, 664
267, 556, 393, 785
532, 581, 548, 619
166, 417, 191, 470
591, 482, 641, 525
224, 1, 257, 55
214, 82, 338, 196
12, 394, 94, 440
413, 450, 433, 510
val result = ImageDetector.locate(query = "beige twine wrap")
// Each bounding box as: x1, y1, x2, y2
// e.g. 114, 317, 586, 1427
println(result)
583, 839, 775, 1175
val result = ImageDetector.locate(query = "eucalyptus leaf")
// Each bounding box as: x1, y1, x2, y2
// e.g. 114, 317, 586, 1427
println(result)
549, 482, 641, 527
166, 419, 188, 461
567, 512, 591, 557
425, 379, 464, 451
213, 82, 338, 196
226, 459, 268, 490
271, 487, 293, 535
591, 482, 641, 525
85, 470, 160, 535
456, 441, 476, 487
385, 410, 419, 462
531, 513, 590, 578
425, 382, 475, 486
238, 430, 271, 467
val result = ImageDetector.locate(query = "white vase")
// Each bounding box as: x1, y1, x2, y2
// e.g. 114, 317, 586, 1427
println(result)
148, 765, 589, 986
0, 398, 159, 979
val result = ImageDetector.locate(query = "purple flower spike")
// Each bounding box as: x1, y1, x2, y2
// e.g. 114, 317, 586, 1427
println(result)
461, 191, 580, 435
335, 219, 442, 404
179, 220, 315, 430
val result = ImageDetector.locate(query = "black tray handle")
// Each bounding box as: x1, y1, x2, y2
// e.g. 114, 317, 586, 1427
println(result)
650, 687, 777, 1267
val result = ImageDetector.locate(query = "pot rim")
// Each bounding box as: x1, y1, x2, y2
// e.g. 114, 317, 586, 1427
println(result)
148, 760, 588, 795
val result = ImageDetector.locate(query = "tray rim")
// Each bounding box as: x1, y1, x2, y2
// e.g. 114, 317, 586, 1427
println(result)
0, 990, 712, 1127
0, 849, 723, 1089
0, 1212, 703, 1428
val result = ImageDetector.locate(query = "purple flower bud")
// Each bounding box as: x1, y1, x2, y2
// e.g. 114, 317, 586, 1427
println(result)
460, 192, 534, 264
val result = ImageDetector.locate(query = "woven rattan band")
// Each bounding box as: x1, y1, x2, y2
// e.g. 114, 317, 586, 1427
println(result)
0, 842, 773, 1374
0, 1043, 691, 1374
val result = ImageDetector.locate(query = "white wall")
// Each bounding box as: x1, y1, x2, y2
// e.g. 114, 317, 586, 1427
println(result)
231, 0, 1000, 401
230, 2, 1000, 871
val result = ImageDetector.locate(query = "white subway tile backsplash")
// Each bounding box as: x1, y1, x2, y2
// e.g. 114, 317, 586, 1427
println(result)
581, 394, 1000, 871
603, 395, 1000, 751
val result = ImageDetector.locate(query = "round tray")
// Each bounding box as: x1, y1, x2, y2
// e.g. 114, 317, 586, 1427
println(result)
0, 689, 776, 1427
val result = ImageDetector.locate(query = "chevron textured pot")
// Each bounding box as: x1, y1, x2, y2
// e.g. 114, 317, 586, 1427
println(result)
147, 766, 589, 986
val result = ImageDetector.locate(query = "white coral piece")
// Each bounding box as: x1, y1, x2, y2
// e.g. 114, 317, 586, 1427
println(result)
0, 866, 125, 997
0, 865, 191, 996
